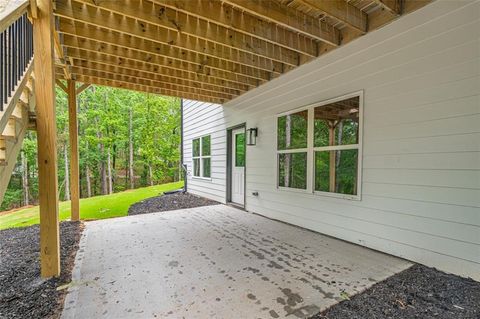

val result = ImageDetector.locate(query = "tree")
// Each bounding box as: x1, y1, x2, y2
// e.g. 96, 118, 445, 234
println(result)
1, 85, 181, 210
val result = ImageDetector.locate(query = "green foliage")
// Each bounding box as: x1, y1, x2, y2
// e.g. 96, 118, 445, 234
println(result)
278, 152, 307, 189
201, 135, 211, 156
0, 181, 183, 230
1, 85, 182, 211
192, 139, 200, 157
277, 111, 308, 150
0, 188, 23, 211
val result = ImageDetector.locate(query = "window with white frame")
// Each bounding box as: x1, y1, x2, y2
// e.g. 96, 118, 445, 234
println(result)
276, 92, 362, 198
192, 135, 211, 178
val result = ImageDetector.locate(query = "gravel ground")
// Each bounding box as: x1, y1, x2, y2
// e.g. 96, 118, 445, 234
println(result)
0, 221, 83, 319
128, 192, 219, 215
312, 264, 480, 319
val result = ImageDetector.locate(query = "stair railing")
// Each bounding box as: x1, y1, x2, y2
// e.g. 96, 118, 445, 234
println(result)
1, 1, 33, 113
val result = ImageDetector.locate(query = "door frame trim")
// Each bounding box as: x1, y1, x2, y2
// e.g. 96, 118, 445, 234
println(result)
226, 123, 246, 208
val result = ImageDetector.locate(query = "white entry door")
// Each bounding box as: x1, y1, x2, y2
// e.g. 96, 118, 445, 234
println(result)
231, 128, 245, 206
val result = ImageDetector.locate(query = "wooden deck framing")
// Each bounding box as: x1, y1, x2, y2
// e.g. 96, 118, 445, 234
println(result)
53, 0, 432, 103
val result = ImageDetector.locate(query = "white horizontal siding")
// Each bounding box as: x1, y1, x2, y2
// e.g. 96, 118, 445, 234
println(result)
182, 0, 480, 280
182, 99, 226, 203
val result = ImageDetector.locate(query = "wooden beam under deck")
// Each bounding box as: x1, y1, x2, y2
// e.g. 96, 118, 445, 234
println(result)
72, 74, 227, 104
67, 66, 238, 100
55, 0, 290, 76
67, 47, 258, 91
151, 0, 323, 56
69, 62, 243, 96
222, 0, 341, 44
72, 0, 307, 67
57, 20, 273, 84
50, 0, 432, 103
295, 0, 368, 33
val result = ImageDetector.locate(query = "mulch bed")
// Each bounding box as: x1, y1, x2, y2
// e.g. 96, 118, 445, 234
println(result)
128, 191, 219, 216
0, 221, 84, 319
312, 264, 480, 319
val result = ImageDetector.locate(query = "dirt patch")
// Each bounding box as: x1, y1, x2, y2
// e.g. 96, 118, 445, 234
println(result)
128, 192, 219, 215
0, 221, 84, 319
311, 264, 480, 319
0, 205, 35, 217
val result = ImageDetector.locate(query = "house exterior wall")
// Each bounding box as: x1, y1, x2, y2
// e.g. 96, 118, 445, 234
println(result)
182, 0, 480, 280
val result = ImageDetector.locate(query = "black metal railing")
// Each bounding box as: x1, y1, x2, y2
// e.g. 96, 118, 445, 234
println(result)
1, 12, 33, 112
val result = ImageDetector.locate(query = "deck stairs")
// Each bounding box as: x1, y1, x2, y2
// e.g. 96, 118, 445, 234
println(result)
0, 1, 36, 203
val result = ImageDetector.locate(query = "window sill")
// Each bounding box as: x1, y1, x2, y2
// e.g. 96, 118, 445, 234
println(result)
276, 186, 361, 201
313, 190, 361, 201
191, 176, 212, 182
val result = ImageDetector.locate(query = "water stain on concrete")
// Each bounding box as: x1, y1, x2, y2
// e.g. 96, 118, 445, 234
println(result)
269, 309, 280, 318
250, 250, 265, 260
284, 304, 321, 318
267, 261, 283, 269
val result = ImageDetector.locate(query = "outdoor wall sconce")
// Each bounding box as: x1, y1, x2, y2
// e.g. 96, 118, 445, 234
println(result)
246, 127, 258, 146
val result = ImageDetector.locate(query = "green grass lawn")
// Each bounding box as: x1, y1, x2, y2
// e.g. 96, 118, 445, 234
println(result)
0, 181, 183, 230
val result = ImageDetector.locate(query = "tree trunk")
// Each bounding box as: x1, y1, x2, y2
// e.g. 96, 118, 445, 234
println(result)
148, 164, 154, 186
85, 165, 92, 197
95, 117, 107, 195
85, 140, 92, 198
128, 107, 134, 189
64, 144, 70, 201
21, 151, 29, 206
107, 150, 113, 194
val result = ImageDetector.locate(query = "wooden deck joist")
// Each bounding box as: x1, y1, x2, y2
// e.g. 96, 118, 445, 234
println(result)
150, 0, 322, 56
71, 0, 307, 67
63, 67, 237, 100
295, 0, 367, 33
69, 55, 251, 93
55, 1, 290, 75
61, 41, 262, 88
50, 0, 431, 103
57, 20, 273, 83
69, 61, 244, 96
222, 0, 341, 44
72, 74, 227, 104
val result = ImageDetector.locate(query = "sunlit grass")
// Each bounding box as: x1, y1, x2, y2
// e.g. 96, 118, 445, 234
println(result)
0, 181, 183, 230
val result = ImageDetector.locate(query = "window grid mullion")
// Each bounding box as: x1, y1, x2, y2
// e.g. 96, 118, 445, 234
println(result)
313, 144, 359, 152
277, 148, 308, 154
307, 107, 314, 193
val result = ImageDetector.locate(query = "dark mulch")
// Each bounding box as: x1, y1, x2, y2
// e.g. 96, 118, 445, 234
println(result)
311, 264, 480, 319
0, 221, 84, 319
128, 191, 219, 215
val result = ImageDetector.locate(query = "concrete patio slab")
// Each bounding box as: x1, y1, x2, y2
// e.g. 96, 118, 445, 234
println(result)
62, 205, 412, 319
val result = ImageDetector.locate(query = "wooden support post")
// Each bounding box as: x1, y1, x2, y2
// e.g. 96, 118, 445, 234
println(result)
33, 0, 60, 278
328, 123, 336, 193
68, 79, 80, 221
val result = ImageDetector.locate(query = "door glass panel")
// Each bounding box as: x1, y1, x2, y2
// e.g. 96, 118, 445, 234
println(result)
235, 133, 245, 167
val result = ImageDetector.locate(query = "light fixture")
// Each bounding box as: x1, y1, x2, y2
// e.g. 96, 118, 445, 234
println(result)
246, 127, 258, 146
